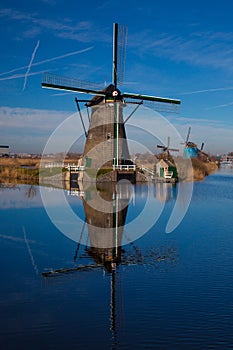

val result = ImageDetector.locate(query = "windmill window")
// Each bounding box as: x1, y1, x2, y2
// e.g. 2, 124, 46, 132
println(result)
106, 132, 111, 141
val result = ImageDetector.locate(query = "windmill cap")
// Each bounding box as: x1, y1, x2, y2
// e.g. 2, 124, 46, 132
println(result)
86, 84, 122, 107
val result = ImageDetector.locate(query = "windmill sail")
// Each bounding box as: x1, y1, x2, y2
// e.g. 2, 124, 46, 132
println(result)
157, 136, 179, 153
42, 23, 180, 113
42, 72, 105, 96
116, 24, 127, 86
122, 92, 180, 104
185, 127, 191, 144
112, 23, 118, 88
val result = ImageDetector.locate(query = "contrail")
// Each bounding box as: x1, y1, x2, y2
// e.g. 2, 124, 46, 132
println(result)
0, 233, 36, 243
0, 46, 94, 77
23, 40, 40, 91
23, 225, 39, 275
0, 70, 45, 81
180, 86, 233, 95
206, 101, 233, 110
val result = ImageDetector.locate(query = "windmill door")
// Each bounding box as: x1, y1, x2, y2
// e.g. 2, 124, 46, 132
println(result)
160, 167, 164, 177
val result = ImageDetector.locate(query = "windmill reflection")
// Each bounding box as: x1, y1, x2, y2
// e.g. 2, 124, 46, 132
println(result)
42, 181, 178, 348
43, 180, 178, 274
82, 182, 130, 272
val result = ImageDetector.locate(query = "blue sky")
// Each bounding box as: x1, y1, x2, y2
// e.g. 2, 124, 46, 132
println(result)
0, 0, 233, 154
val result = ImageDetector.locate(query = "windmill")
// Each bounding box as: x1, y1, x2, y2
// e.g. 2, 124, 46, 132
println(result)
157, 136, 179, 160
42, 23, 181, 178
155, 136, 179, 180
182, 127, 208, 159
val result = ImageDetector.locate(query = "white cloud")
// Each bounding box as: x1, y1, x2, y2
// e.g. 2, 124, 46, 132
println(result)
0, 104, 232, 155
129, 30, 233, 72
0, 106, 70, 129
168, 117, 233, 154
126, 106, 233, 155
0, 106, 85, 153
0, 8, 110, 43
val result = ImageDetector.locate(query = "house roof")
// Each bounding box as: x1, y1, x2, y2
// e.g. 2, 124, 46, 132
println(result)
157, 159, 175, 167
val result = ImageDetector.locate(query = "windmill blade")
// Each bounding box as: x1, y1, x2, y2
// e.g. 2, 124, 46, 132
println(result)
112, 22, 127, 88
157, 145, 166, 149
167, 136, 170, 148
42, 72, 105, 96
116, 24, 127, 86
144, 100, 180, 113
123, 93, 180, 113
123, 92, 180, 104
135, 99, 180, 113
198, 148, 208, 157
185, 127, 191, 144
168, 148, 179, 152
112, 23, 118, 88
201, 151, 208, 157
200, 142, 205, 151
42, 264, 103, 277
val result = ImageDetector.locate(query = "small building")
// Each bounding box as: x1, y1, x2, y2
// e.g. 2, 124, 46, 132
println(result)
0, 145, 9, 157
155, 159, 178, 181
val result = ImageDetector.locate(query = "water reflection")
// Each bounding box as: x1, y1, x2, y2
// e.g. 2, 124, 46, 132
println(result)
0, 181, 179, 350
1, 174, 233, 349
42, 180, 178, 348
153, 182, 177, 202
46, 180, 177, 272
67, 180, 178, 269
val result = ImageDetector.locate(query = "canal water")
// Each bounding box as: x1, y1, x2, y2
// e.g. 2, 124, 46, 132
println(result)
1, 168, 233, 349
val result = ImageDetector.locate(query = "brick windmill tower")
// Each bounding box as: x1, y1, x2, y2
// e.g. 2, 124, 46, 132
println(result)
42, 23, 180, 179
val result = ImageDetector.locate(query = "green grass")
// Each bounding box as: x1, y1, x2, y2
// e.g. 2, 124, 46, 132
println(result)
39, 167, 66, 178
85, 168, 112, 178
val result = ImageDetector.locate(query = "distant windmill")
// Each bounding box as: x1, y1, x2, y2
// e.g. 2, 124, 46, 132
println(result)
42, 23, 181, 177
182, 127, 208, 159
157, 136, 179, 160
182, 126, 197, 149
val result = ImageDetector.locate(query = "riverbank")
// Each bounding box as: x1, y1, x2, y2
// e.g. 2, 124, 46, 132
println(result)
191, 158, 218, 181
0, 157, 218, 184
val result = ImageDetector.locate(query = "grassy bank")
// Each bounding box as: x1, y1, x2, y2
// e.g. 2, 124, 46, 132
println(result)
0, 165, 39, 183
191, 159, 218, 181
0, 158, 67, 184
0, 156, 218, 184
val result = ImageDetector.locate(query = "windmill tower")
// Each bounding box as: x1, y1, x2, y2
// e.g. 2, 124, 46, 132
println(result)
42, 23, 181, 178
